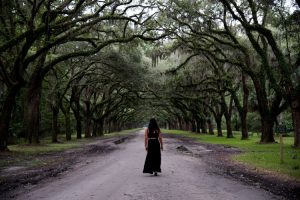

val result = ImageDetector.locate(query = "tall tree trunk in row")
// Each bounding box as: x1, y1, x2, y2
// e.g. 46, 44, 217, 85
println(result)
177, 117, 183, 130
98, 119, 104, 136
252, 77, 275, 143
215, 116, 223, 137
0, 86, 20, 150
84, 101, 92, 138
23, 51, 49, 144
260, 114, 276, 143
71, 88, 82, 139
65, 110, 71, 140
222, 95, 234, 138
51, 105, 59, 143
191, 119, 197, 132
24, 75, 43, 144
207, 119, 214, 135
200, 118, 207, 133
210, 103, 225, 137
230, 73, 250, 140
291, 95, 300, 147
241, 73, 249, 139
60, 97, 72, 141
195, 119, 201, 133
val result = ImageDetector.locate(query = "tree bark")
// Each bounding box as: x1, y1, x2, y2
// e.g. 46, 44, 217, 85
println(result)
291, 96, 300, 147
61, 100, 72, 141
51, 106, 59, 143
192, 119, 197, 132
98, 119, 104, 136
65, 110, 71, 140
196, 119, 201, 133
252, 77, 276, 143
84, 101, 92, 138
207, 119, 214, 135
0, 87, 19, 151
177, 117, 183, 130
241, 110, 249, 140
241, 73, 249, 140
71, 86, 83, 139
71, 96, 82, 139
223, 96, 234, 138
216, 117, 223, 137
24, 77, 43, 144
260, 114, 276, 143
225, 116, 233, 138
201, 118, 207, 133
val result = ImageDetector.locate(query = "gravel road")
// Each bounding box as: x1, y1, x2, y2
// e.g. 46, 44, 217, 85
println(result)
14, 130, 282, 200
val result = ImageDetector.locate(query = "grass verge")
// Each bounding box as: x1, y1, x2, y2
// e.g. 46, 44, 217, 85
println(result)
162, 129, 300, 180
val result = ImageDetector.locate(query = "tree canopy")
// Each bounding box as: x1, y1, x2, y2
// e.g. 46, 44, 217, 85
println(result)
0, 0, 300, 151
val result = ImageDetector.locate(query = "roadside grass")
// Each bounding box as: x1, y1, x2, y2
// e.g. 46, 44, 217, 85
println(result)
103, 128, 142, 138
162, 129, 300, 180
0, 129, 140, 169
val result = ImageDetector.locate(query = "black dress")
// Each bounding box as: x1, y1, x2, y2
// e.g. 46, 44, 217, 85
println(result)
143, 129, 161, 174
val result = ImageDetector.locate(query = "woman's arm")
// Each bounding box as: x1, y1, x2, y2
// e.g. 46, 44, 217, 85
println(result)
144, 128, 148, 151
158, 129, 163, 150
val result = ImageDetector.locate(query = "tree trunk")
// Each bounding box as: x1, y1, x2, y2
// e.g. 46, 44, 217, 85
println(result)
65, 111, 71, 140
0, 87, 19, 151
178, 117, 183, 130
216, 117, 223, 137
183, 120, 188, 131
207, 119, 214, 135
252, 77, 275, 143
71, 99, 82, 139
91, 121, 97, 137
61, 103, 72, 141
260, 114, 275, 143
98, 119, 104, 136
221, 95, 234, 138
108, 120, 112, 133
201, 118, 207, 133
51, 106, 59, 143
225, 97, 234, 138
196, 119, 201, 133
24, 77, 43, 144
225, 116, 233, 138
241, 110, 249, 140
291, 96, 300, 147
84, 101, 91, 138
192, 119, 196, 132
241, 73, 249, 140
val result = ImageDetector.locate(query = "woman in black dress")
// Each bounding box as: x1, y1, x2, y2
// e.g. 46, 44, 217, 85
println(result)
143, 118, 163, 176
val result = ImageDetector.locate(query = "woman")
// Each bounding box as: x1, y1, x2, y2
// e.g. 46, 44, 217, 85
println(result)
143, 118, 163, 176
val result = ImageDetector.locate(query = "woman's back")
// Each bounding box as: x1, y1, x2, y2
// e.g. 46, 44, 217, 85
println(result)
148, 128, 160, 138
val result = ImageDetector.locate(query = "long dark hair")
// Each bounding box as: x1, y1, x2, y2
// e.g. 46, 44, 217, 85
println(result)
148, 118, 159, 133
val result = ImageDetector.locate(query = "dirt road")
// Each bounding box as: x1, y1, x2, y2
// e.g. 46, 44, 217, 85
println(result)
14, 130, 281, 200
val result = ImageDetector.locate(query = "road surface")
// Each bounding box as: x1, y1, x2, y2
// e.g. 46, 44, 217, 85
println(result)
15, 130, 281, 200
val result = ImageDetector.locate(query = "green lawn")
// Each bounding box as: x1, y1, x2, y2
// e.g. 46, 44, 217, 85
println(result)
103, 128, 141, 138
162, 129, 300, 180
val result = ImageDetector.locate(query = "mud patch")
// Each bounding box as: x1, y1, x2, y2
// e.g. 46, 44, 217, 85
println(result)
176, 145, 191, 152
114, 137, 129, 144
